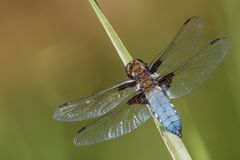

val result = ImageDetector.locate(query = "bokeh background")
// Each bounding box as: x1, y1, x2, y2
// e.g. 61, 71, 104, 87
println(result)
0, 0, 240, 160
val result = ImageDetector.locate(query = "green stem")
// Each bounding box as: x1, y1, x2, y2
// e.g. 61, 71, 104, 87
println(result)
89, 0, 133, 65
88, 0, 192, 159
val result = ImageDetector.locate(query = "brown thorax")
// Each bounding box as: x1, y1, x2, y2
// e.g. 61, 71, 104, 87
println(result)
125, 59, 159, 92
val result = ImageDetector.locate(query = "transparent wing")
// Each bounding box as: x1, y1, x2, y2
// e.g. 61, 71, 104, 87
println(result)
162, 38, 230, 99
149, 17, 203, 76
74, 102, 151, 146
53, 80, 137, 121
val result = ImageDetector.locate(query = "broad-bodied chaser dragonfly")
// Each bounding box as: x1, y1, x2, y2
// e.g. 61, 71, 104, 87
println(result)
53, 17, 230, 146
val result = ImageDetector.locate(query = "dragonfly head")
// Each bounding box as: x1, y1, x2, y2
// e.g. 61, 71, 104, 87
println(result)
125, 59, 148, 79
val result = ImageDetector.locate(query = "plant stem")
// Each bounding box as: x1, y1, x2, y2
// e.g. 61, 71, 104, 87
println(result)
88, 0, 192, 159
89, 0, 133, 65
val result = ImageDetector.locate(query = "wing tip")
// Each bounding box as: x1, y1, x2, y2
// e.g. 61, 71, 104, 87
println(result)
53, 103, 69, 120
184, 16, 201, 24
210, 38, 221, 45
77, 126, 86, 133
53, 102, 75, 121
209, 38, 231, 53
184, 17, 192, 25
53, 109, 62, 120
53, 104, 73, 121
72, 127, 87, 146
73, 129, 91, 146
58, 102, 68, 108
183, 16, 203, 29
210, 37, 230, 45
73, 136, 82, 146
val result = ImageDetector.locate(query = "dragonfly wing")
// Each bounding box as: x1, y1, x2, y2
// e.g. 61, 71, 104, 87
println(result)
159, 38, 230, 99
74, 102, 150, 146
53, 80, 137, 121
149, 17, 203, 76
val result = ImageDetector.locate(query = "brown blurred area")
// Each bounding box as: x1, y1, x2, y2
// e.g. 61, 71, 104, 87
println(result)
0, 0, 239, 160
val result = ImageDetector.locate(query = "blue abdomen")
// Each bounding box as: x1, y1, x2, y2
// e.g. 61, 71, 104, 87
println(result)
146, 88, 182, 137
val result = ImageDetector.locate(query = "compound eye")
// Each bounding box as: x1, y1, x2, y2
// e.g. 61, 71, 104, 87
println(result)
135, 59, 148, 69
125, 63, 134, 79
135, 59, 144, 63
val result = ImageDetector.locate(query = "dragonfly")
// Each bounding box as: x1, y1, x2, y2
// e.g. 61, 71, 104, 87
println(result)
53, 17, 230, 146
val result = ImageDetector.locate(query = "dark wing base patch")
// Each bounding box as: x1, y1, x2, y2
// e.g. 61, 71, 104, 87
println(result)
127, 92, 148, 105
149, 59, 162, 74
118, 81, 137, 91
158, 72, 175, 91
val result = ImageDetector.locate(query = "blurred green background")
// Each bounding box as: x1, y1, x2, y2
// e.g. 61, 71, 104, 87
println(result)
0, 0, 240, 160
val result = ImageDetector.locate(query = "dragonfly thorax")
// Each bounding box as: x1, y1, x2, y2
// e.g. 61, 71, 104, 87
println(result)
125, 59, 148, 79
125, 59, 159, 92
